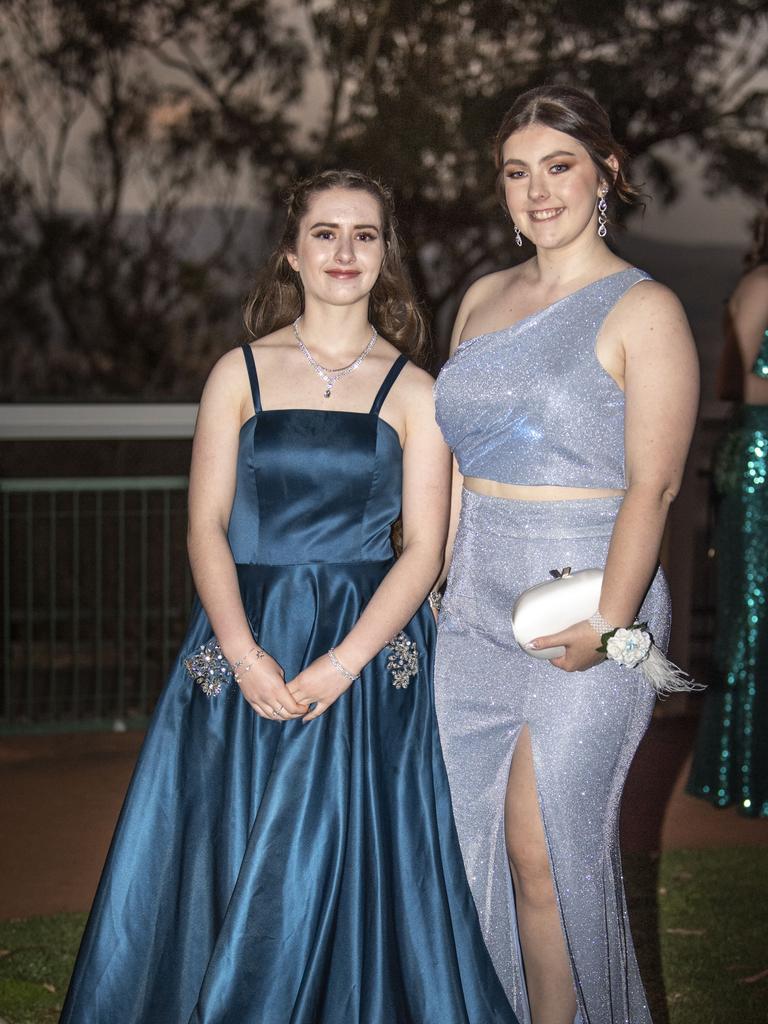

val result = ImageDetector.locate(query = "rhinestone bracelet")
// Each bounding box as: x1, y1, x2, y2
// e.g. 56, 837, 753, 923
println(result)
327, 648, 360, 683
232, 644, 264, 682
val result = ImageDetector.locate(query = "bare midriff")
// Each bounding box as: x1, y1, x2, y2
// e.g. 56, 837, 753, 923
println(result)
463, 476, 626, 501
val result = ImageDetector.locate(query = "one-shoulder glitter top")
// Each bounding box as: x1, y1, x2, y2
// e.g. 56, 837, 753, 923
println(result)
434, 267, 653, 488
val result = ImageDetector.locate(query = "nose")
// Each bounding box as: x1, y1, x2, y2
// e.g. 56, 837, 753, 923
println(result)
334, 232, 356, 264
527, 172, 550, 202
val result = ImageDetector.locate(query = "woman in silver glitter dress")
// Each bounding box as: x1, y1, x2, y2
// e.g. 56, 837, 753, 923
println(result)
433, 86, 699, 1024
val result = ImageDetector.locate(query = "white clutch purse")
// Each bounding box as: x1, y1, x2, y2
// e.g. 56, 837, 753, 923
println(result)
511, 567, 603, 660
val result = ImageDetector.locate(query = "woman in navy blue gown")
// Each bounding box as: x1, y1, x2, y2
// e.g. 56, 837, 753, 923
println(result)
60, 170, 518, 1024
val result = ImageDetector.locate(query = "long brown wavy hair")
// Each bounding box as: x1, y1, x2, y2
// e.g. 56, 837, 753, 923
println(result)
493, 85, 644, 225
244, 169, 428, 364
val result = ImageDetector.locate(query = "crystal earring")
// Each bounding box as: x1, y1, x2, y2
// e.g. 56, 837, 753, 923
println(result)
597, 189, 608, 238
514, 224, 523, 247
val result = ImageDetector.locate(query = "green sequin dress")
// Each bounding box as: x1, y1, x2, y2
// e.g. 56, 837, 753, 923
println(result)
687, 331, 768, 817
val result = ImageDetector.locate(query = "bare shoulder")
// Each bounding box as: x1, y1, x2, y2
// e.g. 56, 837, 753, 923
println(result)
208, 329, 292, 390
732, 263, 768, 308
613, 278, 690, 335
389, 358, 435, 410
460, 265, 525, 318
197, 343, 256, 423
451, 263, 525, 352
397, 358, 435, 393
204, 344, 249, 391
463, 266, 515, 306
377, 359, 434, 438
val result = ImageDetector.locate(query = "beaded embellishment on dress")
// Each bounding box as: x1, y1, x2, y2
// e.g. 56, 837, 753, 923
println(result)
183, 640, 233, 697
386, 633, 419, 689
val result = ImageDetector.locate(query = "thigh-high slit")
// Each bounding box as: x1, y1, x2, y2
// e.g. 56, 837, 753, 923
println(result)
434, 490, 667, 1024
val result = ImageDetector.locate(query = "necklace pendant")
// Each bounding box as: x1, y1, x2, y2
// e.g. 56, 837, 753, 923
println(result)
324, 387, 332, 399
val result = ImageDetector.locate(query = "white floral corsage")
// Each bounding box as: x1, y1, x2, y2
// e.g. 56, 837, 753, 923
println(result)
603, 624, 652, 668
592, 619, 702, 697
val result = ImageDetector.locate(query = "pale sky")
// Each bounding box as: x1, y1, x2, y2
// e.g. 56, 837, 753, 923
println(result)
27, 8, 764, 251
633, 142, 760, 247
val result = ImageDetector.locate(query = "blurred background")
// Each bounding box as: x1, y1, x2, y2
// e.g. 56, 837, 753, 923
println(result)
1, 2, 767, 1022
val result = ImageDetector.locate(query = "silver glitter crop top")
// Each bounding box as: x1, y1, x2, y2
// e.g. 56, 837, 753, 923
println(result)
434, 267, 653, 488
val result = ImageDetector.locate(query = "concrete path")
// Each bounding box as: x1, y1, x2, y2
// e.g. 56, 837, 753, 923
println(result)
1, 715, 766, 920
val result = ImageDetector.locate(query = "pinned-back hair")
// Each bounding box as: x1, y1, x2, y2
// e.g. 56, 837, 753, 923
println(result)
494, 85, 644, 216
244, 169, 428, 363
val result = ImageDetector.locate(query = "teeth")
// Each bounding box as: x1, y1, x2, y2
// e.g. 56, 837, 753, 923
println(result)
530, 209, 563, 221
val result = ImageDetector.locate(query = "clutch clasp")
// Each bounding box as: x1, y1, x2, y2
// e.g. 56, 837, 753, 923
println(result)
548, 566, 572, 580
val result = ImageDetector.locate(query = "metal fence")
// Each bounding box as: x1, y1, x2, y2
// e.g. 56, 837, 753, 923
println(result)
1, 477, 192, 733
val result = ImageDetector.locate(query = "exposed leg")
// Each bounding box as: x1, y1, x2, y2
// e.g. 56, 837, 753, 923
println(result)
505, 725, 576, 1024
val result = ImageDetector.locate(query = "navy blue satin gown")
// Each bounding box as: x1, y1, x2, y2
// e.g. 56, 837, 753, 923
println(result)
60, 346, 518, 1024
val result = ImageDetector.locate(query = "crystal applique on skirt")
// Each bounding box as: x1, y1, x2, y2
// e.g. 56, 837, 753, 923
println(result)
183, 640, 233, 697
386, 632, 419, 689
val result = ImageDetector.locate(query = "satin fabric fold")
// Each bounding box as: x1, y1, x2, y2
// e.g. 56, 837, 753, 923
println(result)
61, 404, 518, 1024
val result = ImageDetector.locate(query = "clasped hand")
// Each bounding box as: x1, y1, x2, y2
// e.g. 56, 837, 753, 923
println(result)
287, 654, 355, 723
528, 619, 606, 673
236, 651, 355, 723
234, 652, 306, 720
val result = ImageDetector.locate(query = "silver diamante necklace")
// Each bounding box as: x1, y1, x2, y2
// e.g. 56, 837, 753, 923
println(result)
292, 316, 378, 399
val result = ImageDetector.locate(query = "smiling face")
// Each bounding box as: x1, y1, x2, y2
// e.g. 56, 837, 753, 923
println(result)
285, 187, 386, 309
501, 123, 614, 251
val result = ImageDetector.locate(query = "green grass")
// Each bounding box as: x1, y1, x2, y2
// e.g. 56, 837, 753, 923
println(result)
0, 913, 86, 1024
626, 848, 767, 1024
0, 849, 765, 1023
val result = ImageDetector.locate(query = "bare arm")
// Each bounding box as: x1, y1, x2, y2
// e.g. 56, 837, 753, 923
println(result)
598, 283, 699, 628
187, 349, 305, 718
730, 265, 768, 367
533, 282, 699, 668
287, 367, 452, 719
730, 265, 768, 404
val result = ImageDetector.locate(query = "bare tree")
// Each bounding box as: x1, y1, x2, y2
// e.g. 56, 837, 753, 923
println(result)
0, 0, 305, 398
2, 0, 766, 395
300, 0, 768, 341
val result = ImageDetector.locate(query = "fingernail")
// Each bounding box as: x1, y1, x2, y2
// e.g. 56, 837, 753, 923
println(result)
526, 641, 539, 650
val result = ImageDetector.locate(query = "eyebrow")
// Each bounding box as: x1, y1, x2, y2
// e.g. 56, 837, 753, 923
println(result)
308, 222, 381, 231
503, 150, 577, 167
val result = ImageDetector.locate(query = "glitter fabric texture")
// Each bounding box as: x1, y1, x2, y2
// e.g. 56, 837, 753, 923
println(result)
687, 399, 768, 817
435, 492, 668, 1024
433, 268, 666, 1024
434, 268, 651, 489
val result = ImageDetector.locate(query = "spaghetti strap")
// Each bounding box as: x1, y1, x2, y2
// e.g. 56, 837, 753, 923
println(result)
241, 343, 262, 413
370, 354, 408, 415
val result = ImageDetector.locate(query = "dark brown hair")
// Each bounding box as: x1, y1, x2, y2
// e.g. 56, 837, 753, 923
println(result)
744, 190, 768, 270
494, 84, 644, 216
244, 169, 428, 363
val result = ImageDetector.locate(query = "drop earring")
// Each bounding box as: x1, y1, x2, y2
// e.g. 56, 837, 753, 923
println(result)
514, 224, 523, 247
597, 188, 608, 238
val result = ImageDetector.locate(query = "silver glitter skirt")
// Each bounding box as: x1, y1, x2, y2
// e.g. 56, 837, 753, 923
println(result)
435, 490, 670, 1024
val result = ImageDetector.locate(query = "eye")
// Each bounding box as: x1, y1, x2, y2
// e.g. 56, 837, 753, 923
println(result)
356, 231, 379, 242
550, 163, 569, 174
505, 169, 527, 180
312, 230, 335, 240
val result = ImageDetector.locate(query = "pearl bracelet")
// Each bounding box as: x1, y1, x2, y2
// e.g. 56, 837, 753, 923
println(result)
588, 610, 614, 639
327, 648, 360, 682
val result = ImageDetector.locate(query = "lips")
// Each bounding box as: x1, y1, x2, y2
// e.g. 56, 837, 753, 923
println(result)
326, 270, 361, 279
